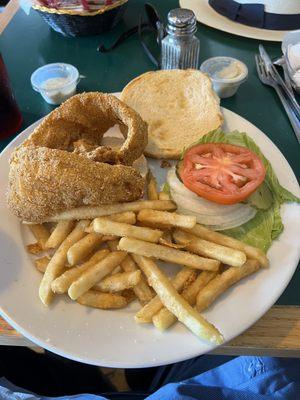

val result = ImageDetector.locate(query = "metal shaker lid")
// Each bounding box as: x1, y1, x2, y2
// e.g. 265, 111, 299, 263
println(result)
166, 8, 197, 35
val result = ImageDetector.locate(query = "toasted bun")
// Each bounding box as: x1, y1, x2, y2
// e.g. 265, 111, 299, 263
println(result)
121, 69, 223, 159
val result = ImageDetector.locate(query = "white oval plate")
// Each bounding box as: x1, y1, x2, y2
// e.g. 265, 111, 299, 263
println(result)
0, 102, 299, 368
180, 0, 288, 42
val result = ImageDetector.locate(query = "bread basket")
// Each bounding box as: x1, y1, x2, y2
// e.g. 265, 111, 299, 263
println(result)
32, 0, 128, 37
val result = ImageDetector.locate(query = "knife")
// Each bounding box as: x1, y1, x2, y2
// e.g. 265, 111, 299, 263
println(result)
259, 44, 300, 119
273, 56, 295, 96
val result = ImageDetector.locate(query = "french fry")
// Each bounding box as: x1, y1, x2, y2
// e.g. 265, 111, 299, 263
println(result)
93, 270, 141, 293
196, 259, 261, 312
135, 267, 197, 323
39, 220, 90, 305
68, 251, 127, 300
45, 221, 75, 249
120, 255, 154, 304
147, 170, 159, 200
182, 271, 218, 305
67, 233, 105, 266
107, 240, 155, 305
48, 200, 176, 221
105, 211, 137, 225
184, 224, 269, 268
111, 266, 122, 275
133, 255, 223, 344
51, 249, 109, 294
121, 289, 136, 304
118, 237, 220, 271
26, 243, 43, 254
158, 230, 188, 249
35, 256, 69, 275
107, 239, 123, 252
102, 235, 117, 241
161, 230, 172, 243
93, 218, 163, 243
138, 209, 196, 230
173, 230, 247, 268
121, 255, 154, 305
85, 212, 137, 233
158, 191, 170, 201
28, 224, 50, 249
35, 256, 51, 273
152, 271, 217, 331
77, 290, 127, 309
158, 237, 187, 249
85, 225, 115, 236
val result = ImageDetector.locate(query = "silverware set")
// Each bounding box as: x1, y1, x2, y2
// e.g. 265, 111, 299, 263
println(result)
256, 44, 300, 143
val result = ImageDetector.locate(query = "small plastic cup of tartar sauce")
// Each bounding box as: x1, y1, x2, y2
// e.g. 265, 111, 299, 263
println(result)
200, 56, 248, 99
31, 63, 81, 105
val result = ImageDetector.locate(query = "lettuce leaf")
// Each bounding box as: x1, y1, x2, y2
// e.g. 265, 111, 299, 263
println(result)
187, 129, 299, 252
223, 203, 283, 252
162, 182, 170, 194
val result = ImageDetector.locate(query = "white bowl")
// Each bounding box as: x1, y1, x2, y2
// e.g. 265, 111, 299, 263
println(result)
31, 63, 80, 105
201, 56, 248, 99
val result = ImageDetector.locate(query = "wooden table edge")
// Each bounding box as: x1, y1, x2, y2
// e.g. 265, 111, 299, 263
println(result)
0, 305, 299, 357
0, 0, 19, 35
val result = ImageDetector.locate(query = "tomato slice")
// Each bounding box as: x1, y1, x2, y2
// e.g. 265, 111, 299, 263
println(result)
179, 143, 266, 205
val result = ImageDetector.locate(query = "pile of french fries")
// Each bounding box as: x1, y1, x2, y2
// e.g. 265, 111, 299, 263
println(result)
25, 171, 269, 345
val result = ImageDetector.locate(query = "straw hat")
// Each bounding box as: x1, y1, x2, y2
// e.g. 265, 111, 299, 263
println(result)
208, 0, 300, 30
235, 1, 300, 14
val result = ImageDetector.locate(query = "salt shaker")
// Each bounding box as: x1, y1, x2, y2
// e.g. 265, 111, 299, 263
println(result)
161, 8, 200, 70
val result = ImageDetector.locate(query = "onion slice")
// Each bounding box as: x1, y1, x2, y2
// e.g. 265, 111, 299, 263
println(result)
167, 168, 256, 231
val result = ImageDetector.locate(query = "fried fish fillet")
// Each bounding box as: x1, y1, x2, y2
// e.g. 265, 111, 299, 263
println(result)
24, 92, 148, 165
7, 93, 148, 223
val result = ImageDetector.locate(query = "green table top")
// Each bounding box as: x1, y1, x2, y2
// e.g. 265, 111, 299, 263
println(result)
0, 0, 299, 305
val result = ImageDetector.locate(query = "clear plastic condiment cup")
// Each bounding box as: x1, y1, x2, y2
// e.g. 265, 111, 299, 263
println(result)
200, 56, 248, 99
31, 63, 83, 105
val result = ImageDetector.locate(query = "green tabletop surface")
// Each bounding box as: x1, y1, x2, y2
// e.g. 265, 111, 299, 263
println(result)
0, 0, 299, 305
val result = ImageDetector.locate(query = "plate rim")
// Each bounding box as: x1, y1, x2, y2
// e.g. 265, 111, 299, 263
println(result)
0, 104, 299, 368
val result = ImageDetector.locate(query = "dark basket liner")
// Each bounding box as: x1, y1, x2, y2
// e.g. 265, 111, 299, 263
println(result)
35, 2, 127, 37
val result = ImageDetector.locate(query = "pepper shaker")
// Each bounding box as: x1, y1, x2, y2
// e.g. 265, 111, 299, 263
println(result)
161, 8, 200, 70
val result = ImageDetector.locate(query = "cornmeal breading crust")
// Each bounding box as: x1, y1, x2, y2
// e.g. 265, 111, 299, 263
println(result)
7, 93, 148, 223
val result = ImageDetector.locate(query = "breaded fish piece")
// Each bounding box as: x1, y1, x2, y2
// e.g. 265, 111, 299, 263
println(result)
8, 146, 145, 223
7, 92, 148, 223
24, 92, 148, 166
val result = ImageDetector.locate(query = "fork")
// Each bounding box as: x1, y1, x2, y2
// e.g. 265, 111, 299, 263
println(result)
255, 54, 300, 143
259, 45, 300, 118
273, 56, 295, 97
